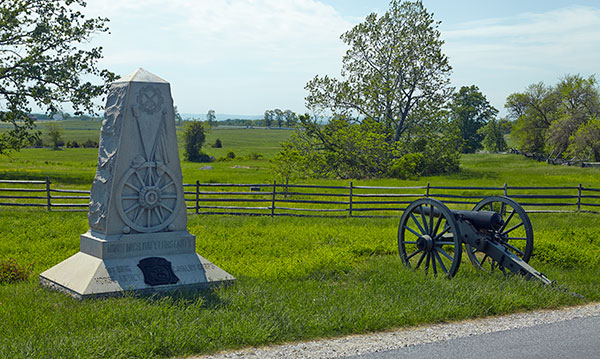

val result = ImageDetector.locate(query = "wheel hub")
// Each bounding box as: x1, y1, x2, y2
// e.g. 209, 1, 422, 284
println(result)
416, 234, 434, 251
139, 186, 160, 209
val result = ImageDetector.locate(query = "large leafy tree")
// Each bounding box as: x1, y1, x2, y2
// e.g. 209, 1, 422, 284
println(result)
305, 0, 452, 142
278, 0, 458, 179
449, 85, 497, 153
0, 0, 115, 154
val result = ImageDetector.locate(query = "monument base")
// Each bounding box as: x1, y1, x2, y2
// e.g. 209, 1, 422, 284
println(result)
39, 231, 235, 299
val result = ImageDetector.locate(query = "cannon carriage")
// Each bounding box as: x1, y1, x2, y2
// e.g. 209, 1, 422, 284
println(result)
397, 196, 551, 285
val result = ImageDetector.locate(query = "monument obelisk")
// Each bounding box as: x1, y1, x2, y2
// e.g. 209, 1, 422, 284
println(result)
40, 68, 235, 298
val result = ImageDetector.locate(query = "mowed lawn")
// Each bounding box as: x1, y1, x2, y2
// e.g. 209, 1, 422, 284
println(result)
0, 127, 599, 359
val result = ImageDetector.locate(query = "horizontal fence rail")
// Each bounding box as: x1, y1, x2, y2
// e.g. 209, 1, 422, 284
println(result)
1, 179, 600, 217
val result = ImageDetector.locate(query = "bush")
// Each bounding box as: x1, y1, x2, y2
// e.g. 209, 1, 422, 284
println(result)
183, 121, 211, 162
82, 139, 98, 148
389, 153, 423, 179
212, 138, 222, 148
0, 258, 33, 284
226, 150, 236, 160
246, 152, 262, 160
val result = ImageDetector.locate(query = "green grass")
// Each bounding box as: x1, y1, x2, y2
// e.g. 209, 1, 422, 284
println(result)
0, 210, 597, 359
1, 128, 600, 358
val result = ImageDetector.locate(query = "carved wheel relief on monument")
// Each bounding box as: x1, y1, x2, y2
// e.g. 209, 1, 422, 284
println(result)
116, 161, 180, 233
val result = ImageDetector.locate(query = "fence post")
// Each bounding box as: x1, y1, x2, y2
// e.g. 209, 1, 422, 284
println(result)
504, 183, 508, 197
577, 183, 582, 212
45, 176, 51, 211
349, 181, 353, 217
425, 182, 430, 198
195, 180, 200, 214
271, 180, 276, 217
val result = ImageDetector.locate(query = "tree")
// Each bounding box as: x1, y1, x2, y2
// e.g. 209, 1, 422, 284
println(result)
183, 121, 209, 162
263, 110, 273, 128
305, 0, 452, 142
206, 109, 216, 127
507, 75, 600, 158
449, 85, 498, 153
283, 110, 297, 127
567, 116, 600, 161
0, 0, 116, 154
273, 109, 284, 128
276, 0, 458, 179
174, 105, 183, 125
478, 118, 507, 153
44, 122, 63, 150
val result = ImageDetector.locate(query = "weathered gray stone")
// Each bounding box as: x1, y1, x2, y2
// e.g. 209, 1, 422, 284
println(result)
40, 68, 235, 298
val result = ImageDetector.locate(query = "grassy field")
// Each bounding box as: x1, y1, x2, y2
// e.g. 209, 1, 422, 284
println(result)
0, 127, 599, 358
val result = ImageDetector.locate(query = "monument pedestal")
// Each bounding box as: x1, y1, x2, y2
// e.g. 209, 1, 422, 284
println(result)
40, 231, 234, 299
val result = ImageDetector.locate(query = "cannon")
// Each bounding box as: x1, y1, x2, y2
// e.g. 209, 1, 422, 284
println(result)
397, 196, 552, 285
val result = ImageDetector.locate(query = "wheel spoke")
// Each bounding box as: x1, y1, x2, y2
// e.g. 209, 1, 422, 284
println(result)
434, 250, 448, 274
432, 214, 443, 237
125, 182, 140, 192
146, 208, 151, 227
500, 202, 506, 216
406, 249, 422, 260
404, 225, 421, 238
429, 204, 434, 236
502, 221, 524, 235
403, 240, 418, 244
415, 251, 427, 269
410, 213, 426, 235
506, 237, 528, 240
160, 180, 175, 192
431, 251, 437, 276
122, 195, 138, 201
437, 248, 454, 262
503, 242, 524, 256
419, 205, 429, 234
435, 241, 455, 246
135, 171, 145, 187
489, 202, 494, 212
160, 193, 177, 199
160, 204, 173, 213
125, 203, 139, 214
154, 207, 163, 222
499, 209, 516, 232
155, 170, 165, 187
480, 254, 489, 266
146, 167, 152, 186
134, 207, 144, 222
433, 226, 451, 241
424, 252, 430, 272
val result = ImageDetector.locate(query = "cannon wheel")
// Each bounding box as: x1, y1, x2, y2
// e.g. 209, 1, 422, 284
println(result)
398, 198, 462, 278
466, 196, 534, 272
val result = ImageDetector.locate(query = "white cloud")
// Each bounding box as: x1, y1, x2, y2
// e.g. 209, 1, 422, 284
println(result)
81, 0, 354, 113
442, 5, 600, 113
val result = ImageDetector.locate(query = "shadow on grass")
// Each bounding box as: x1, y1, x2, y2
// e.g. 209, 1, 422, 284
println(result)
442, 168, 501, 181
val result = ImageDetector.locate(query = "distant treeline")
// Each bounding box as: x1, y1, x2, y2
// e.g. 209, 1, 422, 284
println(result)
31, 113, 101, 121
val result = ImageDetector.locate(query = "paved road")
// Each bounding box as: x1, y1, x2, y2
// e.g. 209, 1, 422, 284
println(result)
195, 303, 600, 359
346, 315, 600, 359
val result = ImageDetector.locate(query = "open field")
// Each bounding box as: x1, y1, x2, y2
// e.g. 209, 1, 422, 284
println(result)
1, 127, 599, 358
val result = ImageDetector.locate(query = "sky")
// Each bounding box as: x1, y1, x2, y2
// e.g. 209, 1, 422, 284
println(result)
78, 0, 600, 118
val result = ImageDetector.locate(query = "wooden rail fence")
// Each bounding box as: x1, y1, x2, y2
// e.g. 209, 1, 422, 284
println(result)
1, 178, 600, 217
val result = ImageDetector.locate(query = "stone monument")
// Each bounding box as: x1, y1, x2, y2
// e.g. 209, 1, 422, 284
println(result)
40, 68, 235, 298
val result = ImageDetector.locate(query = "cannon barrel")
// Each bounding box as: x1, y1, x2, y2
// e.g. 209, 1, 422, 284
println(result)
412, 206, 503, 231
453, 210, 504, 231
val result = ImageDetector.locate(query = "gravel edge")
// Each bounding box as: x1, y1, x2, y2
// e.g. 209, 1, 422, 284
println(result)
187, 302, 600, 359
